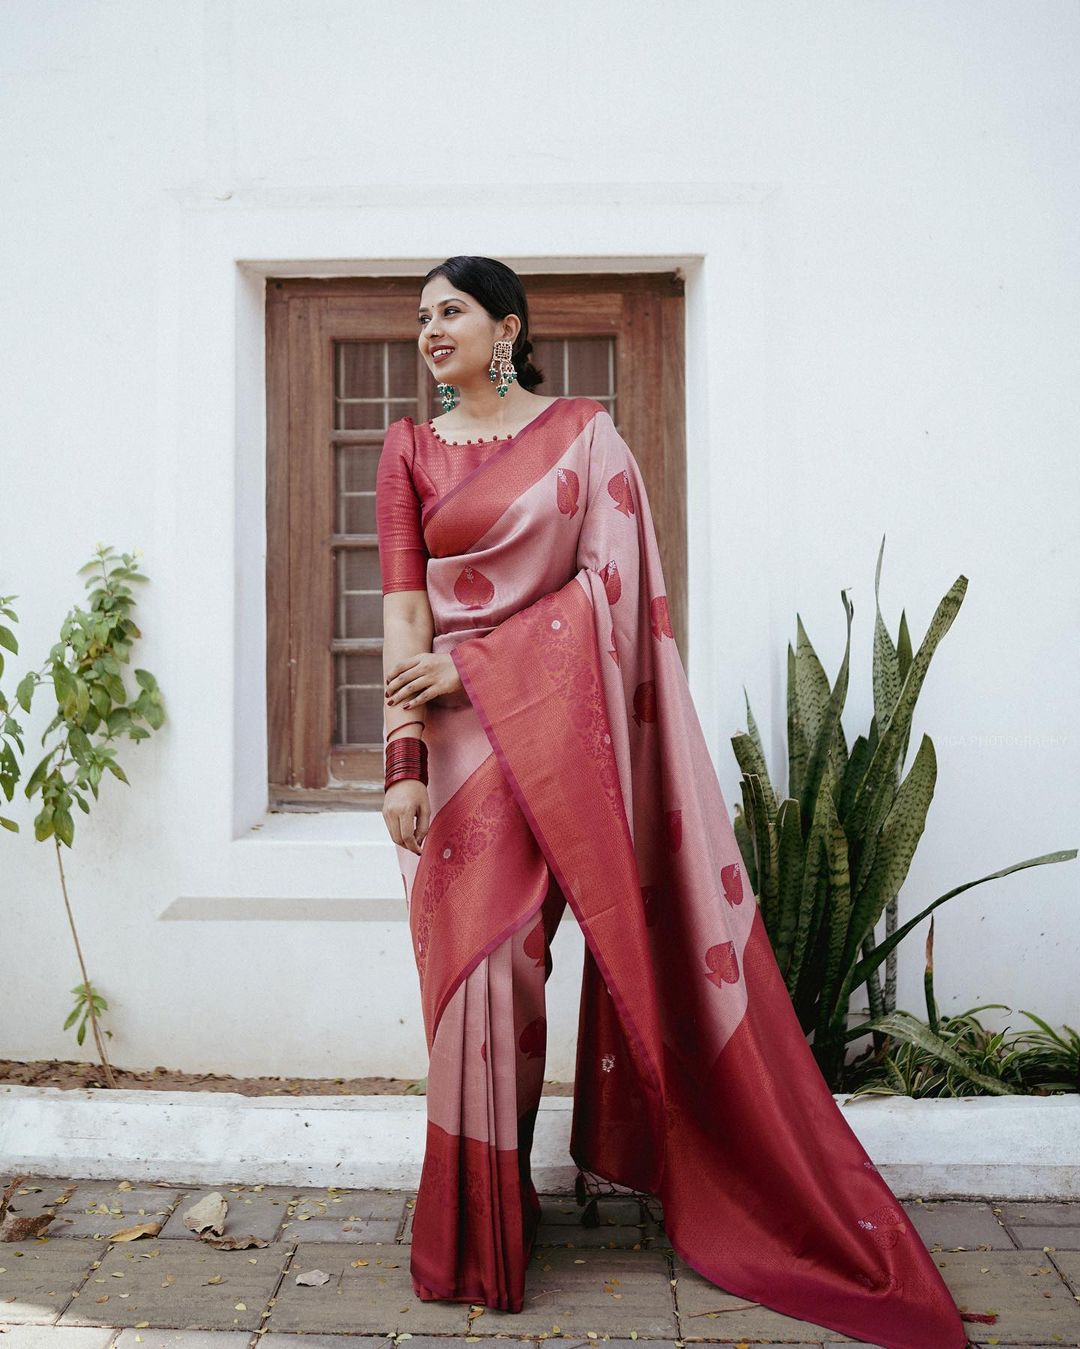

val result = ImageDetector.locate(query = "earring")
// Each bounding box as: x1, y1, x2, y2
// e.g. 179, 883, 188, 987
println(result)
436, 382, 458, 413
488, 340, 518, 398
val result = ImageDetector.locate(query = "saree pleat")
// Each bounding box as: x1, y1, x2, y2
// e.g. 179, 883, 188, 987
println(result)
380, 398, 969, 1348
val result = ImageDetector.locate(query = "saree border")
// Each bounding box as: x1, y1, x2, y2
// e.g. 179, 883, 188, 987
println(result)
452, 585, 666, 1114
422, 397, 605, 556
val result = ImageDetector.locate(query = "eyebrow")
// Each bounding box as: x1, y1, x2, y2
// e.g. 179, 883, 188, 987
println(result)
417, 296, 467, 316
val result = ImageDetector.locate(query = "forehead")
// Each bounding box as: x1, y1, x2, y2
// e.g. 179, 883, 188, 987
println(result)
418, 283, 471, 311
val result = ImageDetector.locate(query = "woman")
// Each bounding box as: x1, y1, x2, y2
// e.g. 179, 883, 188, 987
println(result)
376, 256, 969, 1349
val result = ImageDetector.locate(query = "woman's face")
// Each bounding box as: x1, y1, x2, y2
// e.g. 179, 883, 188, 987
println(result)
417, 278, 520, 388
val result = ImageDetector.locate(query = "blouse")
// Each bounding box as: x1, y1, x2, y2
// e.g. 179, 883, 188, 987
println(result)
376, 415, 547, 595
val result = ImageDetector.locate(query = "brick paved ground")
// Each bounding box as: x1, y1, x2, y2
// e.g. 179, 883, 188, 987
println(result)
2, 1176, 1079, 1348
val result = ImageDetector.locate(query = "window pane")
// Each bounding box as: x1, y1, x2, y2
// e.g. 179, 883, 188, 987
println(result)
334, 650, 385, 746
335, 340, 417, 430
529, 337, 616, 420
336, 548, 382, 640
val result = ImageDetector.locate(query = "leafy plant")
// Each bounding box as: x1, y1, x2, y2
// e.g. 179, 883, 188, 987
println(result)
732, 536, 1076, 1089
1, 545, 166, 1086
843, 916, 1080, 1097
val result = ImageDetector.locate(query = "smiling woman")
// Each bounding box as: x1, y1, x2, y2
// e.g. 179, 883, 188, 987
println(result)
373, 256, 969, 1349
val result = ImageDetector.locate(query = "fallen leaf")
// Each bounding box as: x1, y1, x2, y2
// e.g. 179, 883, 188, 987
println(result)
200, 1233, 269, 1251
0, 1214, 54, 1242
111, 1223, 162, 1242
183, 1193, 228, 1236
295, 1268, 331, 1287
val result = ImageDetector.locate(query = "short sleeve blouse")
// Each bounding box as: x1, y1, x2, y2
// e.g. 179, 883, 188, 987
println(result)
375, 419, 429, 594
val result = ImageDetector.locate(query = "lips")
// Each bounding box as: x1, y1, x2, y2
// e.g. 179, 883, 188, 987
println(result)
431, 346, 455, 364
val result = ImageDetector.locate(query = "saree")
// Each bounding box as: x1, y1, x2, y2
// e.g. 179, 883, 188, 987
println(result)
375, 396, 968, 1349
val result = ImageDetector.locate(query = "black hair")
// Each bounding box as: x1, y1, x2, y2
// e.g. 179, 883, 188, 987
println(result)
420, 256, 545, 391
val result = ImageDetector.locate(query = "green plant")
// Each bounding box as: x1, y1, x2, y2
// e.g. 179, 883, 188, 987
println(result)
843, 916, 1080, 1097
1, 544, 166, 1086
732, 536, 1076, 1089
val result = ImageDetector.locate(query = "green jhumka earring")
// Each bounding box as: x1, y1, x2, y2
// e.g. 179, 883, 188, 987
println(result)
489, 340, 518, 398
436, 382, 458, 413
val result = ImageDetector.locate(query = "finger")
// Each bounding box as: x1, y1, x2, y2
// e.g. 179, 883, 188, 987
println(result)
393, 814, 418, 855
416, 798, 431, 845
388, 676, 424, 706
401, 816, 420, 854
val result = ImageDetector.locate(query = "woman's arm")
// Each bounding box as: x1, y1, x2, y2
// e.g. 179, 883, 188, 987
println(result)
383, 589, 435, 732
382, 589, 434, 854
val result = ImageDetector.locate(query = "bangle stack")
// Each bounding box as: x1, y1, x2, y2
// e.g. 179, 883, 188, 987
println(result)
385, 723, 428, 790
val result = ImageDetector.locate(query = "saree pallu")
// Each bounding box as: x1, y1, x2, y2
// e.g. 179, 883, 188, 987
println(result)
386, 398, 967, 1349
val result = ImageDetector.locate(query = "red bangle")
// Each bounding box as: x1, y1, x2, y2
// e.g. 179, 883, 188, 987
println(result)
385, 735, 428, 790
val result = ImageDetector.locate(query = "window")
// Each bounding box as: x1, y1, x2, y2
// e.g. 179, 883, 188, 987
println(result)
266, 273, 685, 810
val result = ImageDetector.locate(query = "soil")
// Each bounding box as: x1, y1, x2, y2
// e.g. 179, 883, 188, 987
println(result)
0, 1058, 576, 1096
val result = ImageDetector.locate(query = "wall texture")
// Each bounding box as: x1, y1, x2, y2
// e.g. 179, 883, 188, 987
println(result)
2, 0, 1077, 1078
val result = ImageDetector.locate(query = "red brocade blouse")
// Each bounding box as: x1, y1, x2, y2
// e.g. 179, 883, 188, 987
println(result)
375, 403, 566, 595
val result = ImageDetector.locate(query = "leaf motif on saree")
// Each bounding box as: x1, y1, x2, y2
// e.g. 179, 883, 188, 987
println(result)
607, 469, 636, 516
556, 465, 580, 517
600, 559, 622, 604
632, 680, 657, 726
518, 1016, 547, 1059
704, 940, 741, 987
522, 916, 547, 966
721, 861, 744, 906
453, 564, 495, 608
650, 594, 674, 641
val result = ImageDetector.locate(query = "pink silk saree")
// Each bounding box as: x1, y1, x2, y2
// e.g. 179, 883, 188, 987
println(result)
376, 396, 968, 1349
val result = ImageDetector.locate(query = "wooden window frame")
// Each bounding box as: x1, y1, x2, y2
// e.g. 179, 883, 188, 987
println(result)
266, 272, 686, 810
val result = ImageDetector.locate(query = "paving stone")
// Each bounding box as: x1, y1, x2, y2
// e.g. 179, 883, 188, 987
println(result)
538, 1195, 646, 1226
1008, 1224, 1080, 1250
533, 1196, 646, 1249
114, 1333, 251, 1349
1051, 1247, 1080, 1291
901, 1200, 1014, 1250
155, 1187, 293, 1243
475, 1247, 677, 1337
931, 1249, 1080, 1343
57, 1239, 291, 1331
276, 1190, 406, 1244
0, 1240, 101, 1324
397, 1197, 416, 1245
262, 1338, 404, 1349
262, 1338, 407, 1349
671, 1253, 870, 1342
0, 1329, 117, 1348
5, 1183, 181, 1242
265, 1241, 467, 1334
276, 1217, 401, 1243
997, 1200, 1080, 1227
532, 1222, 647, 1249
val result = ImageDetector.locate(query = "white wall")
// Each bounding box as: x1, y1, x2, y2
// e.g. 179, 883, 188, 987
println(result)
2, 0, 1076, 1079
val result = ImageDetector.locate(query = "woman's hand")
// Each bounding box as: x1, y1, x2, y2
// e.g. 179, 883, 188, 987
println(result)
383, 777, 430, 855
384, 651, 464, 709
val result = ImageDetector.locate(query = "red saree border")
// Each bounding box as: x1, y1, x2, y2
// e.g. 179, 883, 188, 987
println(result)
423, 397, 605, 557
410, 749, 552, 1050
452, 579, 667, 1114
419, 395, 567, 528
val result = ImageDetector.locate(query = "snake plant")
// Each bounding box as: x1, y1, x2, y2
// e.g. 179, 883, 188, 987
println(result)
732, 536, 1076, 1089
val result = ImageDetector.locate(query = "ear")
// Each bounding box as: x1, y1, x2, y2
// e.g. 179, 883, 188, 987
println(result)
498, 313, 522, 344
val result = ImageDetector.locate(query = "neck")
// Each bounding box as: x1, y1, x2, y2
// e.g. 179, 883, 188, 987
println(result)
443, 377, 533, 425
